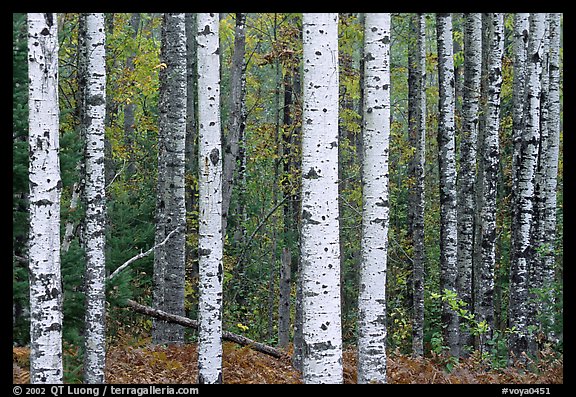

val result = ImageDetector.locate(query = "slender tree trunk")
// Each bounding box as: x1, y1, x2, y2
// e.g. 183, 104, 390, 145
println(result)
527, 15, 551, 356
27, 12, 63, 384
152, 13, 187, 345
457, 12, 481, 355
357, 13, 390, 384
123, 13, 140, 180
300, 13, 342, 384
278, 247, 292, 348
62, 14, 88, 254
475, 13, 503, 354
408, 12, 427, 358
184, 13, 198, 287
540, 12, 561, 344
508, 13, 529, 347
436, 12, 460, 358
222, 13, 247, 240
196, 12, 223, 384
510, 13, 530, 227
508, 13, 546, 363
82, 13, 107, 383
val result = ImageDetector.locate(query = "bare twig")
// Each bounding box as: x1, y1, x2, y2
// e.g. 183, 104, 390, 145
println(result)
235, 194, 290, 269
108, 226, 182, 282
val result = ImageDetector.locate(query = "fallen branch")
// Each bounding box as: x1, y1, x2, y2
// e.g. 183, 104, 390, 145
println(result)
125, 299, 289, 360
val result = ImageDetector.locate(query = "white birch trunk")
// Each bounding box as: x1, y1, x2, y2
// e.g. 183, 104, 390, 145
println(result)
541, 12, 561, 342
457, 12, 481, 353
509, 13, 546, 361
476, 13, 503, 352
82, 13, 107, 384
357, 13, 390, 384
436, 13, 460, 358
152, 13, 187, 345
196, 12, 223, 384
300, 13, 342, 384
27, 12, 63, 384
510, 14, 530, 271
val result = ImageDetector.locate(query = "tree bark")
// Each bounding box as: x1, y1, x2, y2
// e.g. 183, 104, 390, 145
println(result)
196, 12, 223, 385
508, 12, 546, 362
27, 12, 63, 384
278, 247, 292, 348
152, 13, 187, 346
457, 12, 481, 355
475, 13, 503, 354
300, 13, 343, 384
539, 12, 561, 344
357, 13, 390, 384
436, 12, 460, 358
82, 13, 108, 384
222, 13, 247, 240
408, 12, 427, 358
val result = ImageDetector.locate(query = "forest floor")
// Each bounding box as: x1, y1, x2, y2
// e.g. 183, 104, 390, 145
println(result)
13, 340, 563, 384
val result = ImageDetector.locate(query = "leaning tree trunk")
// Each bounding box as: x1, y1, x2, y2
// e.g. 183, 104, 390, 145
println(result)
300, 13, 343, 384
436, 12, 460, 358
408, 12, 427, 358
196, 12, 223, 385
82, 13, 108, 384
27, 12, 63, 384
152, 13, 187, 346
508, 13, 546, 363
475, 13, 504, 354
457, 12, 481, 355
357, 12, 390, 384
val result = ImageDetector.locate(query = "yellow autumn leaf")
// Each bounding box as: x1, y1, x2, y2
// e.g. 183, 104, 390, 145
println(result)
237, 323, 249, 332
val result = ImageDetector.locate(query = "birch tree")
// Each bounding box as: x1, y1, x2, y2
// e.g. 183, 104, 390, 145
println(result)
538, 12, 561, 342
357, 13, 390, 384
82, 13, 107, 383
457, 12, 481, 353
300, 13, 342, 384
509, 13, 546, 361
529, 13, 561, 349
436, 13, 459, 357
408, 12, 426, 358
528, 14, 550, 355
27, 12, 63, 384
475, 13, 503, 352
152, 13, 187, 345
509, 13, 529, 305
222, 12, 247, 240
196, 12, 223, 384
